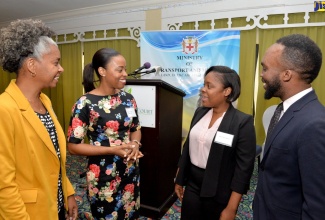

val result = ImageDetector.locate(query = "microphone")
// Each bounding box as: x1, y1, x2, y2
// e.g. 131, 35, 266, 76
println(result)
132, 62, 151, 74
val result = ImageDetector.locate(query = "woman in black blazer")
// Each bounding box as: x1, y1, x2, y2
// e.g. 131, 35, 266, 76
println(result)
175, 66, 256, 220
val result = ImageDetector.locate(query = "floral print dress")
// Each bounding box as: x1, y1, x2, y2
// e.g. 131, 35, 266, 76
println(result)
67, 91, 141, 220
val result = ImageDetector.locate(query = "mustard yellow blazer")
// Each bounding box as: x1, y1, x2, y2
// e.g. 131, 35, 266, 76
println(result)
0, 80, 75, 220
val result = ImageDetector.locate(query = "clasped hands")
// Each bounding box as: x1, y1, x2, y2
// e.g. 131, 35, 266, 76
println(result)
118, 142, 144, 161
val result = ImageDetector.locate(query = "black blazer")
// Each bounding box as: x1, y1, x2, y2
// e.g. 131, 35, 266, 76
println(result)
175, 104, 256, 204
254, 90, 325, 220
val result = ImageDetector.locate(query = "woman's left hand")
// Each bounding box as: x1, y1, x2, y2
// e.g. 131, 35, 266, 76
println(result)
66, 195, 78, 220
219, 207, 236, 220
124, 142, 144, 161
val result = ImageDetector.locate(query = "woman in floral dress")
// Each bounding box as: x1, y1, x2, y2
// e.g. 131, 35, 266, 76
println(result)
67, 48, 143, 220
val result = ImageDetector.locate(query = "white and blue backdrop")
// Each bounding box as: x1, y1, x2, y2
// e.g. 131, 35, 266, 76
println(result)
139, 30, 240, 136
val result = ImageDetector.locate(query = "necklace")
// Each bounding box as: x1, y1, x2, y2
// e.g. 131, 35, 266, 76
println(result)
28, 98, 45, 113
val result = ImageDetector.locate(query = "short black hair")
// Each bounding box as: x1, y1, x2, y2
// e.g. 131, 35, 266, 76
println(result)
276, 34, 322, 83
204, 65, 241, 102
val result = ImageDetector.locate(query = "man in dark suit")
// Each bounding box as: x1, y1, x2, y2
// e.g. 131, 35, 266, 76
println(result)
253, 34, 325, 219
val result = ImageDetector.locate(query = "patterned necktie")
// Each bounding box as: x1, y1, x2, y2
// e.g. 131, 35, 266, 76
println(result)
267, 102, 283, 137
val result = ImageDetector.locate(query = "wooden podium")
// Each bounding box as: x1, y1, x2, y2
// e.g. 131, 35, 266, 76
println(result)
126, 79, 186, 219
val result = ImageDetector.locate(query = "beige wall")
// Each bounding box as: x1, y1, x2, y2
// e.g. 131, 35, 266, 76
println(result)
145, 9, 162, 30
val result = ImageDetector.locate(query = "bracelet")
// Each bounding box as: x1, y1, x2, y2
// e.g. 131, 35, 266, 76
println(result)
132, 140, 142, 147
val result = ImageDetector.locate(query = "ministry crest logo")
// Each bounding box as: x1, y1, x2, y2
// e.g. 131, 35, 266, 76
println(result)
181, 36, 199, 54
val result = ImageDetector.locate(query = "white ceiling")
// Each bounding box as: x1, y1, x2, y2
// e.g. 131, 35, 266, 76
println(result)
0, 0, 202, 23
0, 0, 135, 22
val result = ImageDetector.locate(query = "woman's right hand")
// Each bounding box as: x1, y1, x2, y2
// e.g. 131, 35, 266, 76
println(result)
175, 184, 184, 202
112, 144, 144, 160
111, 145, 131, 158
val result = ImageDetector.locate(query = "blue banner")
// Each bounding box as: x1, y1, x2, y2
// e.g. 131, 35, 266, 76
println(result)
140, 30, 240, 135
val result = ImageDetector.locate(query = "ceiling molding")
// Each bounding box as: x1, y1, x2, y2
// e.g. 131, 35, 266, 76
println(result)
0, 0, 215, 28
30, 0, 212, 22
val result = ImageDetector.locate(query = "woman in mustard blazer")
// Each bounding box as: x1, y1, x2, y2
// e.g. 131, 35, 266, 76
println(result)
0, 19, 77, 219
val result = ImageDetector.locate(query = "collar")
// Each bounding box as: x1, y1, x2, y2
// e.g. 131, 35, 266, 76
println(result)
283, 87, 313, 114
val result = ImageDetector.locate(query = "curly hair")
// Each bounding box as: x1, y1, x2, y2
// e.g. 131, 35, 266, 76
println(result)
276, 34, 322, 84
0, 19, 55, 74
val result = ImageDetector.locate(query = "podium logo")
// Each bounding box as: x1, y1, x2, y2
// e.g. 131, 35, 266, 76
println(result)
314, 1, 325, 11
181, 36, 199, 54
138, 108, 153, 115
125, 87, 132, 93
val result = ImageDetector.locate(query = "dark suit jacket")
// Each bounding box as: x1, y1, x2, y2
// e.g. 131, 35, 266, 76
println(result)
175, 104, 256, 204
254, 90, 325, 220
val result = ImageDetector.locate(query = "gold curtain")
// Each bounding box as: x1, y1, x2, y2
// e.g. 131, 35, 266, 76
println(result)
0, 69, 16, 93
255, 12, 325, 145
236, 30, 257, 115
43, 40, 83, 133
58, 42, 83, 132
232, 19, 257, 115
83, 29, 140, 77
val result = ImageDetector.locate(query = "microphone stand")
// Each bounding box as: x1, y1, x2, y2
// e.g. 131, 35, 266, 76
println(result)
128, 69, 157, 79
128, 71, 140, 79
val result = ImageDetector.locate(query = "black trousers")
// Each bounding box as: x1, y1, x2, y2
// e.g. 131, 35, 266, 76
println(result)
181, 164, 227, 220
58, 206, 65, 220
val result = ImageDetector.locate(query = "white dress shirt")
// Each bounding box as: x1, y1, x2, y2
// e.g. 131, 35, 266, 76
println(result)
280, 87, 313, 119
189, 109, 225, 169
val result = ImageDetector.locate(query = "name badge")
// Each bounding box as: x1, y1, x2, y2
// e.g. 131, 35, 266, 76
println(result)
125, 107, 137, 117
214, 131, 234, 147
